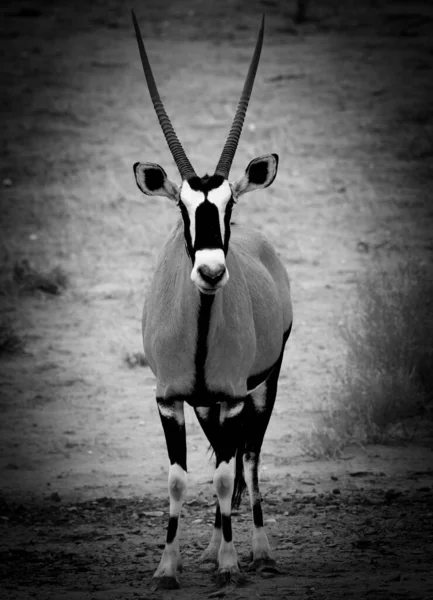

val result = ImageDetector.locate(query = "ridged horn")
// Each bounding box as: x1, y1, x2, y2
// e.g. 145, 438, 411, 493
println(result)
132, 10, 196, 181
215, 15, 265, 179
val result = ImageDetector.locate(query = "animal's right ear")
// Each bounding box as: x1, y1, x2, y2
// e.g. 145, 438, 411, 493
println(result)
133, 162, 180, 202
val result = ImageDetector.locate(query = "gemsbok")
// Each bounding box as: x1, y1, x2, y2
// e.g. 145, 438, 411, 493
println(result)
131, 11, 293, 588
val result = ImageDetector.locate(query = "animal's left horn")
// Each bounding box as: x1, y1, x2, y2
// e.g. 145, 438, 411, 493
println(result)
132, 10, 197, 181
214, 15, 265, 179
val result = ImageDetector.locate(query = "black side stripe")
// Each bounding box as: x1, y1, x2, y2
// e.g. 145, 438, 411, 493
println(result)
246, 323, 292, 392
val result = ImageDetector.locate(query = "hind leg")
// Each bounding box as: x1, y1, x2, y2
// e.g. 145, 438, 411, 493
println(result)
244, 354, 285, 571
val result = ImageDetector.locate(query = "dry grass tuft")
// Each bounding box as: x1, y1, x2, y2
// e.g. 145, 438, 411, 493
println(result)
0, 320, 23, 355
123, 352, 149, 369
13, 260, 69, 296
306, 257, 433, 457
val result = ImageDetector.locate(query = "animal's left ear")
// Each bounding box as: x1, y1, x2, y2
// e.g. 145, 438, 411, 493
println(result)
231, 153, 279, 199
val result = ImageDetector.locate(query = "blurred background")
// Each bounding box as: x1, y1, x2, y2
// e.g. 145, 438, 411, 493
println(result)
1, 0, 432, 501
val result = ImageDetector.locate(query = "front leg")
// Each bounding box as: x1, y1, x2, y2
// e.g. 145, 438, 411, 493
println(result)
154, 398, 187, 589
214, 399, 244, 584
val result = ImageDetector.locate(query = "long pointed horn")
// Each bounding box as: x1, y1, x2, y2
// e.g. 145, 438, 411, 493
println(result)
132, 10, 196, 181
215, 16, 265, 179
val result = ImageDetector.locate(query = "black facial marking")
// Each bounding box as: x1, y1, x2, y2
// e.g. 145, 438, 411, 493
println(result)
221, 514, 233, 543
166, 516, 178, 544
188, 173, 225, 193
248, 160, 268, 185
178, 200, 193, 259
145, 167, 165, 191
223, 199, 234, 253
195, 201, 223, 251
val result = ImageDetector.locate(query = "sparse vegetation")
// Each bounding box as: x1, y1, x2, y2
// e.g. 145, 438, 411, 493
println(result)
0, 319, 23, 355
124, 351, 149, 369
306, 257, 433, 458
13, 260, 69, 296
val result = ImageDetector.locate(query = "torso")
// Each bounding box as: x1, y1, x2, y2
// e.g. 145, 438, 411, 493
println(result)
143, 221, 292, 404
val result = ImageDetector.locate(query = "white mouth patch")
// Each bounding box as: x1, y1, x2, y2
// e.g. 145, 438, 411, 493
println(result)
191, 248, 229, 290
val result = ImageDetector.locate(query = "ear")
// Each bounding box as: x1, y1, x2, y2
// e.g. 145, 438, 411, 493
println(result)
231, 153, 279, 199
133, 162, 180, 202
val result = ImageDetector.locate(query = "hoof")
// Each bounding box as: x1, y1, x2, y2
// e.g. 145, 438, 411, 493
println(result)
153, 575, 180, 590
248, 557, 280, 575
216, 568, 245, 588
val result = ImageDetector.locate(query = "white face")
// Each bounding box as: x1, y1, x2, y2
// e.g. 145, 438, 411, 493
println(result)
180, 179, 233, 294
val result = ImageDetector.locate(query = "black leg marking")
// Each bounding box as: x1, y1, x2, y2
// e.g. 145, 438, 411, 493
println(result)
216, 400, 244, 466
221, 514, 232, 543
214, 504, 221, 529
157, 398, 187, 471
154, 398, 186, 584
252, 501, 263, 529
167, 516, 178, 544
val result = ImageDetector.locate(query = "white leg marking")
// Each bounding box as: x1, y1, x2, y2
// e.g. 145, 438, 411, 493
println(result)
168, 463, 187, 516
214, 459, 234, 515
244, 455, 273, 564
154, 464, 187, 583
157, 403, 185, 423
195, 406, 211, 420
213, 459, 239, 574
223, 402, 244, 419
251, 383, 267, 413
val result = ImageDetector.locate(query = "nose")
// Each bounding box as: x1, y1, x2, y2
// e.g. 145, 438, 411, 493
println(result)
198, 264, 226, 285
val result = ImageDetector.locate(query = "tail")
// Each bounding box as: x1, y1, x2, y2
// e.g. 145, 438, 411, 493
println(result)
231, 408, 246, 510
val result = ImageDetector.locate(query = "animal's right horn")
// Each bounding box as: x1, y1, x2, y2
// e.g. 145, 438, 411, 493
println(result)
132, 10, 197, 181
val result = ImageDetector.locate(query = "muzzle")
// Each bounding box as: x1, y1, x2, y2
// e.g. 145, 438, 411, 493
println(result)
190, 249, 229, 294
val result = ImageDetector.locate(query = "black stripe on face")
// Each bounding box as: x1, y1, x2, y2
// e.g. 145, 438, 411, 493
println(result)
178, 200, 193, 258
223, 199, 234, 254
194, 200, 223, 251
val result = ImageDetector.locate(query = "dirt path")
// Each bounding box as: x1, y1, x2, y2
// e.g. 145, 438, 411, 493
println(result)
1, 484, 433, 600
1, 1, 433, 598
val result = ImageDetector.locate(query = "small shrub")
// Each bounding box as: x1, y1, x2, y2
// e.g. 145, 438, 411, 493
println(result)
0, 320, 23, 355
124, 352, 149, 368
309, 258, 433, 456
13, 259, 68, 295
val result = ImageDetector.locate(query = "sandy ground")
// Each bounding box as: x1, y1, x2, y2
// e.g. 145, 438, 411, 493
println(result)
1, 0, 433, 598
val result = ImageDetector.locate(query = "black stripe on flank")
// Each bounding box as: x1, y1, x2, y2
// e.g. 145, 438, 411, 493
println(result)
247, 363, 276, 393
166, 516, 178, 544
246, 323, 293, 392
